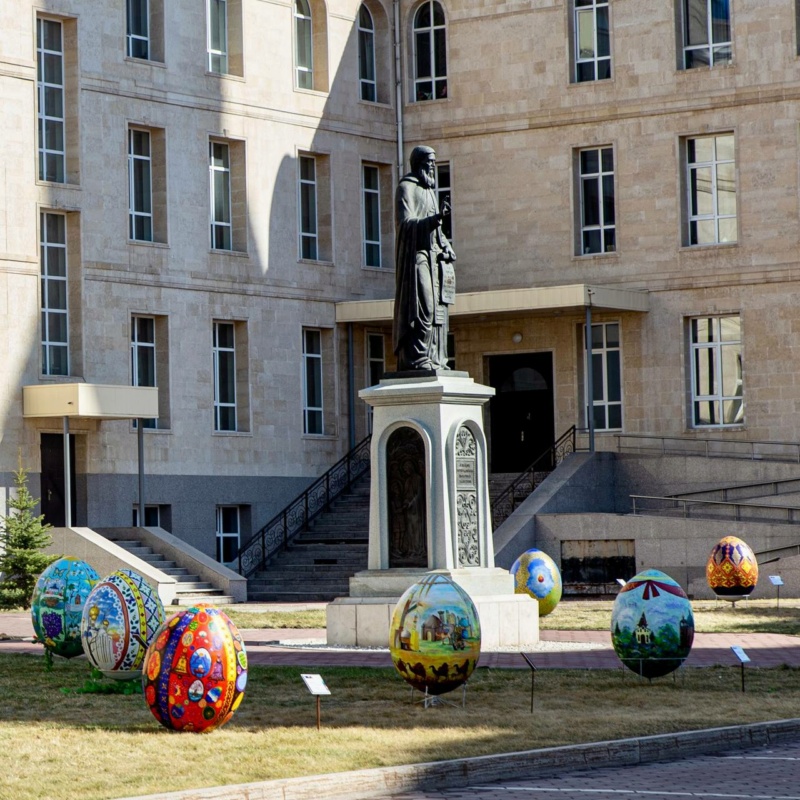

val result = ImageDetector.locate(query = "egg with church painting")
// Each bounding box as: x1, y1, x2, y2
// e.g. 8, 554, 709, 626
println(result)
142, 604, 247, 732
706, 536, 758, 598
31, 557, 100, 659
80, 569, 165, 680
389, 573, 481, 696
510, 548, 562, 616
611, 569, 694, 679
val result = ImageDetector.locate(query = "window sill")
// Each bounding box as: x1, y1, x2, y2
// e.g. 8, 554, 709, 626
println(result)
361, 264, 393, 273
210, 247, 250, 258
679, 241, 738, 252
129, 425, 172, 434
205, 70, 245, 82
293, 86, 329, 97
298, 257, 334, 267
407, 96, 450, 106
125, 56, 166, 68
572, 250, 619, 261
358, 98, 393, 109
37, 374, 83, 383
212, 430, 253, 437
128, 239, 170, 249
687, 424, 746, 432
301, 433, 338, 441
678, 62, 735, 75
569, 76, 614, 87
36, 179, 81, 190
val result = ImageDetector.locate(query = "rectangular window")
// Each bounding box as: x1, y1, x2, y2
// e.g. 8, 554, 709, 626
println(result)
208, 0, 229, 73
585, 322, 622, 431
40, 212, 69, 376
690, 315, 743, 427
686, 134, 736, 246
213, 321, 237, 432
37, 18, 66, 183
366, 332, 385, 433
132, 505, 160, 527
579, 146, 615, 255
303, 328, 323, 434
128, 128, 153, 242
127, 0, 150, 58
299, 156, 318, 260
210, 141, 232, 250
215, 506, 240, 564
574, 0, 611, 82
435, 161, 452, 243
131, 316, 158, 429
362, 164, 381, 267
683, 0, 731, 68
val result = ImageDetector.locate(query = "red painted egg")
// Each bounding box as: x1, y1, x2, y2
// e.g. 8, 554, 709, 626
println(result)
706, 536, 758, 598
142, 604, 247, 732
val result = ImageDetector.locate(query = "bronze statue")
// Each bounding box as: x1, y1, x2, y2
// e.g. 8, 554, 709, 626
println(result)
392, 146, 456, 371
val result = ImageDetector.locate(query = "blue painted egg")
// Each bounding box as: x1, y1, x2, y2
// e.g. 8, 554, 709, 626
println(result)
510, 548, 562, 616
80, 569, 165, 680
611, 569, 694, 679
389, 573, 481, 696
31, 557, 100, 659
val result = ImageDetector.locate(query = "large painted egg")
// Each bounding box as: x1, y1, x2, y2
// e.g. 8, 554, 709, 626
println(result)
611, 569, 694, 679
389, 573, 481, 696
707, 536, 758, 598
142, 604, 247, 732
80, 569, 165, 680
31, 557, 100, 659
510, 548, 562, 616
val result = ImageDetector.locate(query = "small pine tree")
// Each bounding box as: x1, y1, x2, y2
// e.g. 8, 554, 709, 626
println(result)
0, 461, 58, 610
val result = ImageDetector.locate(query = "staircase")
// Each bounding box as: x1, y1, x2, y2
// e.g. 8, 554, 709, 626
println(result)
246, 476, 370, 602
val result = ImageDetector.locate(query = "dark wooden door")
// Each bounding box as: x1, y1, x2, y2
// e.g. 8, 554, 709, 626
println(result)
40, 433, 76, 527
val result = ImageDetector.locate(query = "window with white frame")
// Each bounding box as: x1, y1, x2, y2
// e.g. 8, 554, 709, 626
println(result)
574, 0, 610, 82
210, 141, 232, 250
585, 322, 622, 431
127, 0, 150, 58
578, 146, 615, 255
362, 164, 381, 267
207, 0, 228, 73
690, 315, 743, 427
299, 155, 318, 259
303, 328, 323, 434
413, 0, 447, 101
37, 18, 66, 183
686, 134, 736, 246
295, 0, 313, 89
128, 128, 153, 241
215, 506, 240, 564
682, 0, 731, 68
40, 212, 69, 376
366, 332, 385, 433
358, 5, 377, 101
213, 321, 237, 432
131, 315, 157, 428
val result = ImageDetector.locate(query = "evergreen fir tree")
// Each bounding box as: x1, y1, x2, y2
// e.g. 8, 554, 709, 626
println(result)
0, 461, 58, 609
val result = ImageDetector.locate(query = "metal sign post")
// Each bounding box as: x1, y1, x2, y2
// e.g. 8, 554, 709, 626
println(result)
731, 646, 750, 693
301, 673, 331, 730
521, 653, 536, 712
769, 575, 784, 609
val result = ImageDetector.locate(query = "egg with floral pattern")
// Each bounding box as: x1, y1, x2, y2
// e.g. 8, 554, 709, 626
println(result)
707, 536, 758, 598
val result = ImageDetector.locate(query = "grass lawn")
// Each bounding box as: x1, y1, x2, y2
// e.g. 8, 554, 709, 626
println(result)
3, 653, 800, 800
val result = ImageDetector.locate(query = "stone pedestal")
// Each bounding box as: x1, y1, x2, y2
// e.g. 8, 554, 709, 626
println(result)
326, 373, 538, 648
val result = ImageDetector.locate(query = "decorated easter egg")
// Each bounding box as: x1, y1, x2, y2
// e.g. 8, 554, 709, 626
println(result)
389, 573, 480, 696
142, 604, 247, 732
611, 569, 694, 679
706, 536, 758, 598
80, 569, 165, 680
510, 548, 562, 616
31, 557, 100, 659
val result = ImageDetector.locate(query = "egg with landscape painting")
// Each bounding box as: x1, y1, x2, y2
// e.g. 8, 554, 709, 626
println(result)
611, 569, 694, 679
706, 536, 758, 598
80, 569, 165, 680
510, 548, 562, 616
31, 557, 100, 659
389, 573, 481, 696
142, 604, 247, 732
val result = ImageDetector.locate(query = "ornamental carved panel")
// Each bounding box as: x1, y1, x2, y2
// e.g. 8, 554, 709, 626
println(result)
387, 426, 427, 568
455, 425, 480, 567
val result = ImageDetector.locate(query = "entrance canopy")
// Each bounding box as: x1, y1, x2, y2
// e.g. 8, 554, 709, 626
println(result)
22, 383, 158, 419
335, 283, 649, 323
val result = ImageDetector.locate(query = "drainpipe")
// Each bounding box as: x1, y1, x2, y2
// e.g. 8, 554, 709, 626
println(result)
137, 420, 145, 526
348, 323, 356, 450
393, 0, 405, 181
63, 416, 71, 527
585, 292, 595, 453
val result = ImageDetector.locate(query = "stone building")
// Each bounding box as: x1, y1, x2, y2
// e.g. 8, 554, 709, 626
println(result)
4, 0, 800, 574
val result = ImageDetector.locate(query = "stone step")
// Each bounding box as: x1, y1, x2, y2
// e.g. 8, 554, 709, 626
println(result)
247, 590, 349, 602
170, 594, 237, 607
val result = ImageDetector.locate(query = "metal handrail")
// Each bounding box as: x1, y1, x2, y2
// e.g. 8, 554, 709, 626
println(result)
491, 426, 583, 530
237, 434, 372, 578
630, 493, 800, 525
615, 433, 800, 463
664, 477, 800, 502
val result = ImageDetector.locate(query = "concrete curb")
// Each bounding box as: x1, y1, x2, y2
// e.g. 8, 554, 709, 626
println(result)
117, 718, 800, 800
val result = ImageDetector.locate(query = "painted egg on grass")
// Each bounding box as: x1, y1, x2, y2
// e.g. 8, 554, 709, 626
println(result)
510, 548, 562, 616
707, 536, 758, 598
80, 569, 165, 680
142, 604, 247, 732
611, 569, 694, 679
389, 573, 481, 696
31, 557, 100, 659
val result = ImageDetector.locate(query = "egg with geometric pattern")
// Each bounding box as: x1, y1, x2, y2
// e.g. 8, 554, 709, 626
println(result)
706, 536, 758, 598
142, 604, 247, 732
510, 548, 562, 616
80, 569, 165, 680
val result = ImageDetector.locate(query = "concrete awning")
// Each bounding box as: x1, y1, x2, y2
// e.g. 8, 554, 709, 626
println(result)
335, 283, 649, 324
23, 383, 158, 419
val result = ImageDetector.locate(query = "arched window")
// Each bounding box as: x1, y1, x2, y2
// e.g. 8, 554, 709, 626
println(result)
413, 0, 447, 101
295, 0, 313, 89
358, 4, 376, 101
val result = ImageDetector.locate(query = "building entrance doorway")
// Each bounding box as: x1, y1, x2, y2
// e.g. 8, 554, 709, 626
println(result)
488, 352, 555, 473
40, 433, 77, 527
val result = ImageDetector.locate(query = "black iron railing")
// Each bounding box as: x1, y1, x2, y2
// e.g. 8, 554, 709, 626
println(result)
237, 435, 372, 578
491, 426, 580, 530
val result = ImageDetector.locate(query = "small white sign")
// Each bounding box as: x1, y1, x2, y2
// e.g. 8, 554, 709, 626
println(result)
301, 673, 331, 696
616, 578, 627, 587
731, 646, 750, 663
769, 575, 784, 586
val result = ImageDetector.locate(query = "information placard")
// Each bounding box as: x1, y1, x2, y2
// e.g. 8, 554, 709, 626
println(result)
301, 674, 331, 695
769, 575, 784, 586
731, 646, 750, 663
